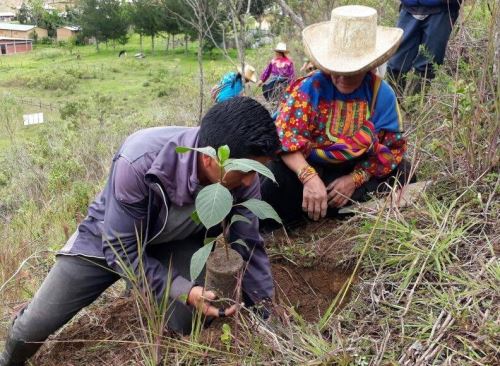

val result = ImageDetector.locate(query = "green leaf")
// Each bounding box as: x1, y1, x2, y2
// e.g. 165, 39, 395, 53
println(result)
195, 183, 233, 228
190, 211, 201, 225
229, 214, 251, 227
176, 146, 217, 159
224, 158, 276, 183
190, 241, 214, 281
232, 239, 249, 250
204, 237, 216, 245
239, 198, 282, 224
217, 145, 230, 164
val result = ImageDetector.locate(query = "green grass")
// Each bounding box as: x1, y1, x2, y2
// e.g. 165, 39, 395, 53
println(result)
0, 33, 267, 147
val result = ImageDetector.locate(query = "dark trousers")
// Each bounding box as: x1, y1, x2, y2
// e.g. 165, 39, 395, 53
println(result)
0, 236, 204, 366
387, 8, 459, 81
260, 158, 415, 230
262, 78, 288, 102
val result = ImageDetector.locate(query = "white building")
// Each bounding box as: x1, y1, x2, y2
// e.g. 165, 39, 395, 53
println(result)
0, 12, 16, 22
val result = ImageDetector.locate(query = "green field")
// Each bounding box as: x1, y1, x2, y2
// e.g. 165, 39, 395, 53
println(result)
0, 33, 268, 150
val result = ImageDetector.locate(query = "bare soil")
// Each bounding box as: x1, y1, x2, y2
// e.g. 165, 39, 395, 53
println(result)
32, 220, 356, 364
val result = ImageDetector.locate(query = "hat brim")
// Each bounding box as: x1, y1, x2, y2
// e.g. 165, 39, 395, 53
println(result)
237, 66, 257, 83
303, 22, 403, 76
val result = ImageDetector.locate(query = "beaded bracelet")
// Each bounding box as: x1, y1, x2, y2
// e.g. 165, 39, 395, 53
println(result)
351, 169, 370, 189
297, 165, 318, 184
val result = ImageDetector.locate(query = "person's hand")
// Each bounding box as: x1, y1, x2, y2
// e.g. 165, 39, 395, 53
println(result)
257, 80, 263, 87
326, 174, 356, 208
187, 286, 237, 317
302, 175, 328, 221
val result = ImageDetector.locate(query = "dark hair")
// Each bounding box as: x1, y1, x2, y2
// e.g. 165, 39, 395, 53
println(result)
199, 96, 280, 159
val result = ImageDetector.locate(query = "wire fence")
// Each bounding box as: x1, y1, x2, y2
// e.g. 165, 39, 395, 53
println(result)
15, 96, 59, 112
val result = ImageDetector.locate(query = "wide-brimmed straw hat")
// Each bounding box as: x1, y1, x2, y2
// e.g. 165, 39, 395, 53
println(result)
237, 64, 257, 83
303, 5, 403, 76
274, 42, 288, 53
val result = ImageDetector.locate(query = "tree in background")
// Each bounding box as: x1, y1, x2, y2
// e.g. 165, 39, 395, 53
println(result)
160, 5, 184, 53
41, 10, 64, 38
79, 0, 130, 51
129, 0, 163, 53
17, 3, 31, 24
164, 0, 215, 122
16, 0, 63, 38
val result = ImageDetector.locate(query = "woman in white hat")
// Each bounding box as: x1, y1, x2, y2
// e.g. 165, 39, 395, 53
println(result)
211, 64, 258, 103
257, 42, 295, 102
261, 5, 416, 228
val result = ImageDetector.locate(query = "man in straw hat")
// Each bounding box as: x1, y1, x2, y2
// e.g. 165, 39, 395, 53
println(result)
257, 42, 295, 102
261, 5, 416, 228
211, 64, 257, 103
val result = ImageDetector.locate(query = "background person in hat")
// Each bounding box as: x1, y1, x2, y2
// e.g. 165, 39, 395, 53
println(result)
257, 42, 295, 103
387, 0, 462, 92
211, 64, 257, 103
300, 57, 317, 75
261, 5, 416, 229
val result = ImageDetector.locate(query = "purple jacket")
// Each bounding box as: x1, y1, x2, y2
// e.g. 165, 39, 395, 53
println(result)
260, 56, 295, 83
59, 127, 274, 303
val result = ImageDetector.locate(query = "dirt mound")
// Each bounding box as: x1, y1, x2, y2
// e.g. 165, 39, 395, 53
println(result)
33, 257, 354, 364
272, 262, 354, 322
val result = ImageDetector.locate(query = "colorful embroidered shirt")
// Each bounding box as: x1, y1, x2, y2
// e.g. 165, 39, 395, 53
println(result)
260, 56, 295, 83
211, 71, 243, 103
275, 71, 407, 177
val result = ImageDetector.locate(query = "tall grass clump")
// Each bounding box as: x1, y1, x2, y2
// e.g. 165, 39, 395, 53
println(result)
34, 48, 65, 60
23, 70, 78, 91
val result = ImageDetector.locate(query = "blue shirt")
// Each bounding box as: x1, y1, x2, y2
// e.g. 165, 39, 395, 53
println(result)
215, 72, 243, 103
296, 71, 402, 134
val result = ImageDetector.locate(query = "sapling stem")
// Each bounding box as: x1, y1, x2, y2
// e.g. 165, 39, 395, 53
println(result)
218, 160, 230, 261
222, 219, 229, 260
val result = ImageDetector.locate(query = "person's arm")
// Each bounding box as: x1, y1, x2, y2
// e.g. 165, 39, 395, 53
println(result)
102, 158, 192, 302
103, 158, 235, 317
354, 81, 407, 178
258, 62, 272, 85
288, 60, 295, 80
282, 152, 328, 220
275, 81, 328, 220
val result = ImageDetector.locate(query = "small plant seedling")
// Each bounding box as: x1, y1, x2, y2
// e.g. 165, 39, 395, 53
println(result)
220, 323, 232, 351
175, 144, 282, 283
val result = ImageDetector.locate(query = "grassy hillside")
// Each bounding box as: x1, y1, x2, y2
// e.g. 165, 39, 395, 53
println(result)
0, 2, 498, 365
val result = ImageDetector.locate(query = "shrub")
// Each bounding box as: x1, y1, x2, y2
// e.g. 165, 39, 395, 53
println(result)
39, 37, 54, 45
47, 157, 84, 193
156, 85, 175, 98
25, 71, 78, 91
59, 99, 89, 120
67, 181, 95, 215
64, 66, 96, 80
